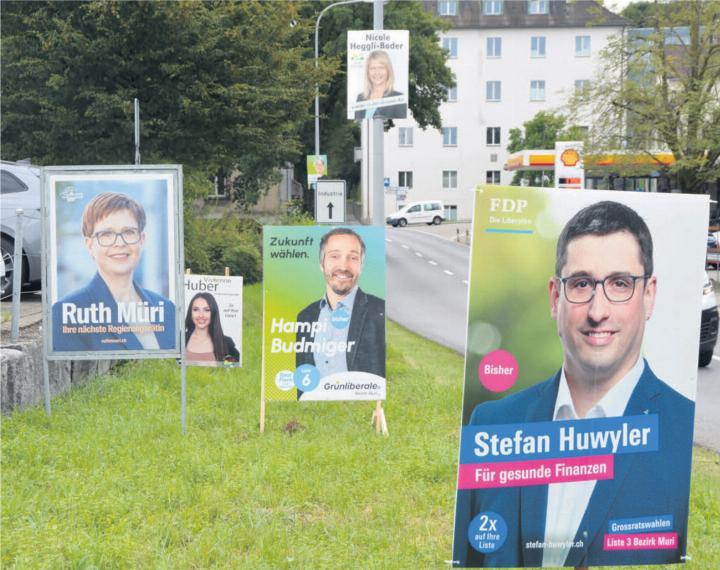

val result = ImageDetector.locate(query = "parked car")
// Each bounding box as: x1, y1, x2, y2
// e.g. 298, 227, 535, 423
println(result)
1, 160, 42, 297
386, 200, 445, 227
700, 272, 719, 367
707, 231, 720, 268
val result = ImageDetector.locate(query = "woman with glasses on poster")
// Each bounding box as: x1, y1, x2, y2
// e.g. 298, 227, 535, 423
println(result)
354, 50, 406, 120
52, 192, 176, 351
184, 292, 239, 366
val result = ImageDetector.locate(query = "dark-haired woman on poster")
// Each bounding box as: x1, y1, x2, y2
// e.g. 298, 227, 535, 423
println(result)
184, 292, 239, 366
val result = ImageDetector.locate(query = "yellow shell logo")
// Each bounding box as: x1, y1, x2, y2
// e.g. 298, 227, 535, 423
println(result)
561, 149, 581, 167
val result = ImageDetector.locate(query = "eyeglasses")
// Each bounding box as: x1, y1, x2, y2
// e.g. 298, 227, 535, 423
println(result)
91, 228, 141, 247
558, 274, 649, 304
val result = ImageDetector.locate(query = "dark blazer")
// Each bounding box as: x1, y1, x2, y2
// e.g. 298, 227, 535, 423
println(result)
295, 287, 386, 379
453, 361, 693, 568
355, 90, 406, 120
52, 272, 176, 352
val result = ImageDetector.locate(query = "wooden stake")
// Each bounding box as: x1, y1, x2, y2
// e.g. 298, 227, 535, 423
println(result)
225, 266, 230, 276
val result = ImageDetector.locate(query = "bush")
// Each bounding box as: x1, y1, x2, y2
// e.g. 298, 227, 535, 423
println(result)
184, 215, 262, 282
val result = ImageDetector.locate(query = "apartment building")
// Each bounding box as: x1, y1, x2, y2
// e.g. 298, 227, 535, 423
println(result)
383, 0, 627, 220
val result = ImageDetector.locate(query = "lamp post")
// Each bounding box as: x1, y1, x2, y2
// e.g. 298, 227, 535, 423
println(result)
314, 0, 371, 156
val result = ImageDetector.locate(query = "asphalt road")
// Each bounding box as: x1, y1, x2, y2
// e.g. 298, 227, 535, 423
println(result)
386, 227, 469, 353
386, 224, 720, 452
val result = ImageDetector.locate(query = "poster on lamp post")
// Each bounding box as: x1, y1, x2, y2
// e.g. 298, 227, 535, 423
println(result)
347, 30, 409, 120
307, 154, 328, 188
43, 166, 183, 360
183, 274, 243, 367
452, 185, 706, 568
262, 225, 386, 402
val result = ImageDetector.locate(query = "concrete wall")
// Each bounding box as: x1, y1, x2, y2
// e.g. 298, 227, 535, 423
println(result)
1, 322, 115, 414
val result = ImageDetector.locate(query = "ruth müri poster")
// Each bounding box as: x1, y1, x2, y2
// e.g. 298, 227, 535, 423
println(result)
347, 30, 408, 120
452, 186, 707, 567
262, 226, 386, 401
43, 166, 182, 359
184, 274, 243, 367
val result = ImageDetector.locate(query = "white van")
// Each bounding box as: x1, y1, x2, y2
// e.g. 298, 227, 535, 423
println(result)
386, 200, 445, 227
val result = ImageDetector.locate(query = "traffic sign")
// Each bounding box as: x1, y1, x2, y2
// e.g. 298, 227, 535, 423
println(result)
315, 179, 346, 224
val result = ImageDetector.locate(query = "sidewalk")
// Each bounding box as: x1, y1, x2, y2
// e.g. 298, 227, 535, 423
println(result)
402, 221, 473, 244
1, 292, 43, 337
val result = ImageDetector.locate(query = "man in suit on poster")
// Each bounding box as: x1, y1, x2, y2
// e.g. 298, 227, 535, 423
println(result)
295, 228, 385, 397
453, 201, 694, 568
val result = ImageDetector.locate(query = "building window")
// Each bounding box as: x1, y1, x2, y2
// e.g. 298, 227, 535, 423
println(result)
486, 170, 501, 184
442, 126, 458, 146
398, 171, 413, 188
442, 37, 458, 58
575, 35, 591, 57
437, 0, 458, 16
399, 127, 413, 146
486, 37, 502, 58
486, 127, 501, 146
444, 204, 458, 221
531, 36, 546, 58
574, 79, 590, 94
446, 85, 457, 102
530, 80, 546, 101
486, 81, 501, 102
442, 170, 458, 189
483, 0, 503, 15
528, 0, 549, 15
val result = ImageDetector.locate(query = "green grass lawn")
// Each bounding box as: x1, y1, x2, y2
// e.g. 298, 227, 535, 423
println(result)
2, 284, 719, 569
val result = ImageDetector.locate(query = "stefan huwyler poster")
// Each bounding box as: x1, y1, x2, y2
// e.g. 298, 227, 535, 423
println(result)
452, 186, 707, 568
44, 166, 182, 359
263, 226, 386, 401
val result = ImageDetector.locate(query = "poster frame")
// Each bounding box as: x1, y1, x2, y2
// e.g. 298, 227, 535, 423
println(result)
41, 164, 184, 361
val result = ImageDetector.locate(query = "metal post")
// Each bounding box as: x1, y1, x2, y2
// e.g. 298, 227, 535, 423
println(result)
315, 0, 366, 156
181, 361, 187, 434
370, 0, 384, 226
134, 98, 141, 165
43, 357, 51, 416
11, 209, 24, 340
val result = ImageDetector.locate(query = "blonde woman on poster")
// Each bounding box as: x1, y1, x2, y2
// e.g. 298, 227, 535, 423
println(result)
354, 50, 405, 120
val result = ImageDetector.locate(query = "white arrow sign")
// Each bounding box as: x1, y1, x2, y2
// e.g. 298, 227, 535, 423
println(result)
315, 179, 346, 224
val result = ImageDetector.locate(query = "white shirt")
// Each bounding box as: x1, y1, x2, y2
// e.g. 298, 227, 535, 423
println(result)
541, 357, 644, 568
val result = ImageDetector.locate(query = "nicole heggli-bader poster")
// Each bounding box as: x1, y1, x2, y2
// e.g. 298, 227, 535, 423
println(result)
452, 186, 707, 568
44, 166, 182, 359
262, 226, 385, 402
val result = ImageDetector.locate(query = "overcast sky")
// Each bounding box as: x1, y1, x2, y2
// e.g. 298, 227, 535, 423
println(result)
604, 0, 642, 14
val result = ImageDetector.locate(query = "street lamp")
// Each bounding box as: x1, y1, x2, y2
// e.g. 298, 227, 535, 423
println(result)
314, 0, 373, 156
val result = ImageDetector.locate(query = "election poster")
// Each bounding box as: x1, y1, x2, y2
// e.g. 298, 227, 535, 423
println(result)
262, 226, 386, 401
184, 274, 243, 367
452, 185, 707, 568
347, 30, 409, 120
43, 166, 183, 360
306, 154, 328, 188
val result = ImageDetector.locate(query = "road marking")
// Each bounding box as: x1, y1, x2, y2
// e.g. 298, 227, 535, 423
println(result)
401, 244, 409, 249
444, 270, 454, 276
713, 355, 720, 361
462, 280, 469, 285
385, 238, 392, 243
415, 252, 423, 257
428, 260, 438, 266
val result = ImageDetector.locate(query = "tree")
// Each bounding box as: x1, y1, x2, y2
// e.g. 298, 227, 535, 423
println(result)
569, 0, 720, 194
294, 0, 454, 203
1, 1, 327, 207
506, 112, 586, 186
